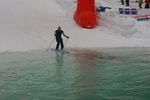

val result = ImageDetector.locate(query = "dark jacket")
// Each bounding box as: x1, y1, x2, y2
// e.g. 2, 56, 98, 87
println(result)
55, 29, 64, 41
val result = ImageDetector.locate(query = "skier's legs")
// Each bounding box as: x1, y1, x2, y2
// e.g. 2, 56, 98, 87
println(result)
56, 41, 60, 50
60, 40, 64, 50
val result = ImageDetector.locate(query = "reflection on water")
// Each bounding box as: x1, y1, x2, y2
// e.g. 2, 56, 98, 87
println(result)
55, 52, 64, 67
73, 50, 100, 100
74, 49, 100, 66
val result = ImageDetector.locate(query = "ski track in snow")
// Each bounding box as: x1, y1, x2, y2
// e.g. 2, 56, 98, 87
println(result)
0, 0, 150, 52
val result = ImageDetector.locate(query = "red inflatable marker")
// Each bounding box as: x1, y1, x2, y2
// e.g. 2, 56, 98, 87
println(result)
74, 0, 97, 28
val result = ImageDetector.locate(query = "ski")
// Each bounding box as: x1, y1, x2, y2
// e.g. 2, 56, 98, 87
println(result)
51, 48, 70, 54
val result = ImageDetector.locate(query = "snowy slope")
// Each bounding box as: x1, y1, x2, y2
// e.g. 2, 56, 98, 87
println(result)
0, 0, 150, 52
0, 0, 66, 52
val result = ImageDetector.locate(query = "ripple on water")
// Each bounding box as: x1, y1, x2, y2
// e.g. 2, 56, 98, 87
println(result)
0, 48, 150, 100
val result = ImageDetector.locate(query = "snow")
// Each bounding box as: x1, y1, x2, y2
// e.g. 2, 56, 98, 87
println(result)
0, 0, 150, 52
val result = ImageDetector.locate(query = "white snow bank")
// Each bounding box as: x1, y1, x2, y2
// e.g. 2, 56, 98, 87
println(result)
0, 0, 66, 52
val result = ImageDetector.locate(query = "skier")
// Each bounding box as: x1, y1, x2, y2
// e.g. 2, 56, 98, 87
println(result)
126, 0, 129, 6
139, 0, 143, 8
54, 26, 69, 50
145, 0, 150, 8
121, 0, 124, 5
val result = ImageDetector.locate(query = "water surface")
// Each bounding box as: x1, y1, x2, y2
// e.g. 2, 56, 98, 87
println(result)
0, 48, 150, 100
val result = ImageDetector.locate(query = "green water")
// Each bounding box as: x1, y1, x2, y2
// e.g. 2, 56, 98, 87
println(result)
0, 48, 150, 100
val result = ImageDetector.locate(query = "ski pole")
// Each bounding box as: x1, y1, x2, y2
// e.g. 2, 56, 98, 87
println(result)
64, 38, 69, 48
47, 38, 55, 51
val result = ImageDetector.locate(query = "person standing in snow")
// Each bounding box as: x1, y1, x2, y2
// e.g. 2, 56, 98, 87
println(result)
121, 0, 124, 5
139, 0, 143, 8
126, 0, 129, 6
54, 26, 69, 50
145, 0, 150, 8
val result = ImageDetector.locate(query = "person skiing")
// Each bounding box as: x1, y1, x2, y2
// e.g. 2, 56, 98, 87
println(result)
139, 0, 143, 8
54, 26, 69, 50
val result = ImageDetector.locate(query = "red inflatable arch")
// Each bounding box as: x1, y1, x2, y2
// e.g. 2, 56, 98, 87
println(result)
74, 0, 97, 28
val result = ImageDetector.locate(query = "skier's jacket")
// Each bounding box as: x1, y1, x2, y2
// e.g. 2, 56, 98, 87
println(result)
55, 29, 63, 42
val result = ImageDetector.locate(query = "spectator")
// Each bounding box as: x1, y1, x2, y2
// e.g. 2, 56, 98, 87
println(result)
139, 0, 143, 8
145, 0, 150, 8
126, 0, 129, 6
121, 0, 124, 5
